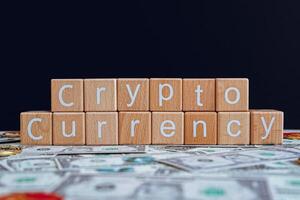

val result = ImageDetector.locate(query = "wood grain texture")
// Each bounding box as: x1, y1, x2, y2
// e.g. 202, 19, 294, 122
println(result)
53, 112, 85, 145
86, 112, 118, 145
51, 79, 84, 112
84, 79, 117, 111
183, 79, 215, 111
152, 112, 184, 144
118, 112, 151, 144
184, 112, 217, 144
250, 109, 283, 144
150, 78, 182, 111
218, 112, 250, 144
118, 78, 149, 111
216, 78, 249, 111
20, 111, 52, 145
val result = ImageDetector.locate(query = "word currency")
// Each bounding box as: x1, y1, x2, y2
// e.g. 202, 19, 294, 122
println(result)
20, 78, 283, 145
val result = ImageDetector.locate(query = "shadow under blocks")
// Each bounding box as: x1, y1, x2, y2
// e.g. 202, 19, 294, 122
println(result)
20, 78, 283, 145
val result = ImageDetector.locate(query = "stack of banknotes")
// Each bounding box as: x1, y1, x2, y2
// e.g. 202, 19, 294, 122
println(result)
0, 130, 300, 200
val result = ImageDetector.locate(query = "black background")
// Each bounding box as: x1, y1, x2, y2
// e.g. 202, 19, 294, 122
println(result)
1, 1, 299, 130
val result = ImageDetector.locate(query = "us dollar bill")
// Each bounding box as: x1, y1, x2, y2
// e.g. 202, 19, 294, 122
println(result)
55, 155, 188, 176
158, 147, 300, 173
0, 172, 68, 196
53, 174, 273, 200
19, 145, 145, 156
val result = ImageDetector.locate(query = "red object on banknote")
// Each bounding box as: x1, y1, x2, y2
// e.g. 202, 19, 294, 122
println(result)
0, 192, 63, 200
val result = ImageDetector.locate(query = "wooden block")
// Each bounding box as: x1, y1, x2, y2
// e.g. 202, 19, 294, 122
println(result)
51, 79, 84, 112
183, 79, 215, 111
152, 112, 184, 144
84, 79, 117, 111
216, 78, 249, 111
150, 78, 182, 111
250, 110, 283, 144
118, 78, 149, 111
119, 112, 151, 144
20, 111, 52, 145
184, 112, 217, 144
218, 112, 250, 144
86, 112, 118, 145
53, 112, 85, 145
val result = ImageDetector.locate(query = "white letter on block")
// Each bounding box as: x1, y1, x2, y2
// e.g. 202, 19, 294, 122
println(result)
126, 84, 141, 107
193, 120, 207, 138
58, 84, 74, 107
130, 120, 140, 137
227, 120, 241, 137
159, 84, 174, 106
96, 87, 106, 105
195, 85, 204, 107
97, 121, 107, 139
160, 120, 176, 138
27, 118, 43, 140
261, 116, 275, 140
62, 121, 76, 137
224, 87, 240, 105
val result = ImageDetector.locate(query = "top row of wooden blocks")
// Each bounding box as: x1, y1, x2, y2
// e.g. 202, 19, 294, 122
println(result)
51, 78, 249, 112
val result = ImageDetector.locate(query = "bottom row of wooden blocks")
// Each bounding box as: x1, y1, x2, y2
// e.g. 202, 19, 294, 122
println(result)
20, 110, 283, 145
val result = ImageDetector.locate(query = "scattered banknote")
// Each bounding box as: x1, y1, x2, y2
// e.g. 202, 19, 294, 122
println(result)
19, 145, 145, 156
52, 174, 273, 200
158, 147, 300, 173
0, 172, 68, 195
0, 130, 299, 199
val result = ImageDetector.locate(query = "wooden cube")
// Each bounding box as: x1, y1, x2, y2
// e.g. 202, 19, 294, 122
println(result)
51, 79, 84, 112
216, 78, 249, 111
183, 79, 215, 111
20, 111, 52, 145
218, 112, 250, 144
185, 112, 217, 144
152, 112, 184, 144
86, 112, 118, 145
119, 112, 151, 144
150, 78, 182, 111
118, 79, 149, 111
251, 110, 283, 144
53, 112, 85, 145
84, 79, 117, 111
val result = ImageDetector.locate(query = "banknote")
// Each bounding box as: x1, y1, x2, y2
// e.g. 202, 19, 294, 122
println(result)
216, 160, 300, 176
19, 145, 145, 156
267, 175, 300, 200
0, 156, 61, 172
0, 172, 68, 196
0, 129, 299, 199
52, 174, 272, 200
56, 155, 188, 176
146, 145, 249, 155
159, 147, 300, 172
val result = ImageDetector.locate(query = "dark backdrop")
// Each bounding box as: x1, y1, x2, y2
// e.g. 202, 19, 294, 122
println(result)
1, 1, 299, 130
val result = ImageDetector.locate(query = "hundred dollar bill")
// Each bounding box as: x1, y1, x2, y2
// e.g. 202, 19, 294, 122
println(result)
0, 172, 68, 195
216, 160, 300, 176
56, 155, 188, 176
146, 145, 248, 155
0, 156, 61, 172
267, 175, 300, 200
159, 147, 300, 172
52, 174, 272, 200
19, 145, 145, 156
